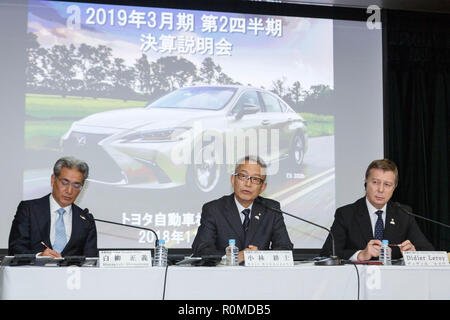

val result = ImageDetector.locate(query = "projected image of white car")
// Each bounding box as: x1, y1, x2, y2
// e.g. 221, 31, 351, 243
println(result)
61, 86, 308, 194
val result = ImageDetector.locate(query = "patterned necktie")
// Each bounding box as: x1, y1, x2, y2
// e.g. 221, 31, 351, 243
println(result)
242, 209, 251, 234
374, 210, 384, 240
53, 208, 67, 253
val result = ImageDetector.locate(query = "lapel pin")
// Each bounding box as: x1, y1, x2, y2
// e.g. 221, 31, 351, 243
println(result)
390, 218, 395, 225
255, 213, 262, 220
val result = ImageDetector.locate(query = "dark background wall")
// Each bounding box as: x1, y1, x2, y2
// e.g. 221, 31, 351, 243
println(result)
385, 9, 450, 251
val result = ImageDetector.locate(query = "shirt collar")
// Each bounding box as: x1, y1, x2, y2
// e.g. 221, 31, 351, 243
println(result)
234, 196, 253, 214
49, 194, 72, 214
365, 197, 387, 215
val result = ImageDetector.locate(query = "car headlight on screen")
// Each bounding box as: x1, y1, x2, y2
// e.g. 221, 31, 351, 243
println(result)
120, 127, 191, 143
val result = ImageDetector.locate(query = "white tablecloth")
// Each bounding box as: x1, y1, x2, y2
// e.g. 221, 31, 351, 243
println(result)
1, 263, 450, 300
0, 263, 357, 300
165, 263, 358, 300
357, 265, 450, 300
0, 266, 167, 300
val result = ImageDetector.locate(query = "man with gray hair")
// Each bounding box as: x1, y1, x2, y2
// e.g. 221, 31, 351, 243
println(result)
8, 157, 98, 257
192, 156, 293, 262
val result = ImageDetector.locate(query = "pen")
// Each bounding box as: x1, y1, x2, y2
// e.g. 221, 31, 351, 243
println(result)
40, 241, 62, 258
40, 241, 50, 249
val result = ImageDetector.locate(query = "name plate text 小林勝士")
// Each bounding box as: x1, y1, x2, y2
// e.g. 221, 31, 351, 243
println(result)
244, 250, 294, 267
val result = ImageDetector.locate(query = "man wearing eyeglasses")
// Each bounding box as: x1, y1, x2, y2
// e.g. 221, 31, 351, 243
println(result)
192, 156, 293, 262
8, 157, 98, 257
320, 159, 433, 261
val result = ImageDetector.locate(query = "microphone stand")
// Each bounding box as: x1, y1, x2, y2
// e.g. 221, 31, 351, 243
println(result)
256, 198, 342, 266
80, 210, 159, 248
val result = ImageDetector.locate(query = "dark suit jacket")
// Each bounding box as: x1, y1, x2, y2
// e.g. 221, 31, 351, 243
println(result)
8, 194, 98, 257
192, 194, 293, 256
320, 197, 434, 260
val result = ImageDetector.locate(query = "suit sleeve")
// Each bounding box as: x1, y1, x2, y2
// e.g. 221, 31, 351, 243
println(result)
83, 219, 98, 257
8, 201, 32, 255
320, 208, 359, 259
269, 201, 293, 250
192, 203, 223, 256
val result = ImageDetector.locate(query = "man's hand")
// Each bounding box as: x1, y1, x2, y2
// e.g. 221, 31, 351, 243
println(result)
238, 245, 259, 263
357, 240, 382, 261
399, 240, 415, 252
39, 248, 62, 258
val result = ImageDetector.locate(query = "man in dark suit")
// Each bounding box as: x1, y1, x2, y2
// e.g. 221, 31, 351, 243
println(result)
321, 159, 434, 261
8, 157, 98, 257
192, 156, 293, 262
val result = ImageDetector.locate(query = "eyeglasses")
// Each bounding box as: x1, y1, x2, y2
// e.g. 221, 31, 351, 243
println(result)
233, 172, 265, 185
55, 176, 83, 190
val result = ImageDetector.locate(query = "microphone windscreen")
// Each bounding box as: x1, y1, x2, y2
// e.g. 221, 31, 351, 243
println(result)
81, 208, 93, 221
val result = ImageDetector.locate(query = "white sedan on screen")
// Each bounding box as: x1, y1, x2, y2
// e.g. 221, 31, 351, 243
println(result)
61, 85, 308, 194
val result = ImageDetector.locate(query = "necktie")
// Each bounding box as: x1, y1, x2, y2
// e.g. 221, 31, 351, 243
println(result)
374, 210, 384, 240
53, 208, 67, 253
242, 209, 251, 234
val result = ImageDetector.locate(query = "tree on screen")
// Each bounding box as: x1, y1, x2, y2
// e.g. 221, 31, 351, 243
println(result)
26, 33, 46, 91
43, 44, 78, 97
135, 54, 153, 97
110, 58, 136, 101
289, 81, 303, 105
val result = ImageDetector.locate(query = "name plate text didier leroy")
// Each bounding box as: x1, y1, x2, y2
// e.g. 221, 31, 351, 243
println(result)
244, 250, 294, 267
402, 251, 449, 266
99, 250, 152, 268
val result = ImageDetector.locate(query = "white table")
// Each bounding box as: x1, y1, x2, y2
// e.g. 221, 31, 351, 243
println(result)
356, 265, 450, 300
164, 263, 358, 300
1, 263, 450, 300
0, 266, 167, 300
0, 263, 358, 300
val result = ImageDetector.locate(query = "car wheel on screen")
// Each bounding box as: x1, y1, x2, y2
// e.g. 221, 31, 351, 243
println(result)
186, 144, 225, 195
290, 133, 305, 168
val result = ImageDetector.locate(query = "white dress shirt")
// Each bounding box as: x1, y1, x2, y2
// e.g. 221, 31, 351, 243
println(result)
349, 198, 387, 261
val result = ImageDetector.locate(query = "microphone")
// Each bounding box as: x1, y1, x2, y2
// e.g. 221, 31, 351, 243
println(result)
255, 197, 342, 266
394, 202, 450, 229
80, 208, 160, 248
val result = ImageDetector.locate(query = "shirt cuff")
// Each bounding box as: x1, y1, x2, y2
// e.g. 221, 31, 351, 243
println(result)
349, 250, 361, 262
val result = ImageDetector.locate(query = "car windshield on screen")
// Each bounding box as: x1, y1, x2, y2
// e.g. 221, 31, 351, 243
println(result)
147, 87, 237, 110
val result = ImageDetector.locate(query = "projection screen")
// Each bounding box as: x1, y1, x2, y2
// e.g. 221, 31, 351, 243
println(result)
0, 0, 383, 250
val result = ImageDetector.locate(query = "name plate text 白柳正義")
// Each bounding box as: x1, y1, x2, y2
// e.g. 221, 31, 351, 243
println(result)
99, 250, 152, 268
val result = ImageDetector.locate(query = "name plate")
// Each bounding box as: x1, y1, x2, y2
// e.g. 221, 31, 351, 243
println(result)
244, 250, 294, 267
99, 250, 152, 268
403, 251, 449, 266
